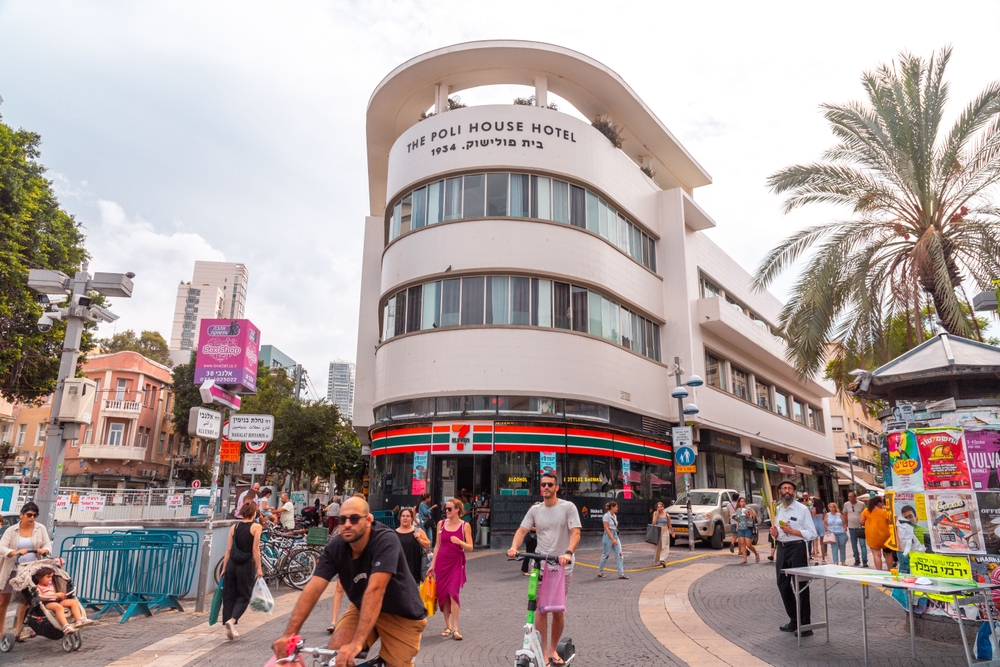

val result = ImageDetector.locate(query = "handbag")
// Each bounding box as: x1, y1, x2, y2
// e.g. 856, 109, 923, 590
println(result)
645, 524, 661, 545
419, 574, 437, 617
209, 580, 223, 626
822, 531, 836, 544
857, 526, 866, 539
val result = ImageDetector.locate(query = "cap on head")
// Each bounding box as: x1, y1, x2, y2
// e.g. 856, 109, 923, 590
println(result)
778, 480, 797, 491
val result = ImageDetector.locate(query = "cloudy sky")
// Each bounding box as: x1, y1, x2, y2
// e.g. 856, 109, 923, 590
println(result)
1, 1, 997, 397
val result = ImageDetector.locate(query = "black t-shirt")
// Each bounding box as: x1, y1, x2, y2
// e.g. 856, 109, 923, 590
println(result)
313, 520, 426, 620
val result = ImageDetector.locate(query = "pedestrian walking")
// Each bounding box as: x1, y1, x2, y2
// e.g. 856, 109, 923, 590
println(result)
811, 498, 827, 563
843, 491, 868, 567
507, 472, 581, 667
734, 497, 759, 564
826, 502, 848, 565
860, 496, 893, 571
0, 502, 51, 639
427, 497, 473, 640
396, 507, 431, 585
770, 480, 817, 636
725, 494, 738, 553
325, 496, 341, 535
597, 501, 627, 579
651, 501, 674, 566
221, 500, 263, 640
417, 493, 437, 541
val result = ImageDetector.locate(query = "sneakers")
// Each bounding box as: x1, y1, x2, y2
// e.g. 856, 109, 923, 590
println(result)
224, 619, 238, 640
853, 560, 860, 566
779, 622, 797, 632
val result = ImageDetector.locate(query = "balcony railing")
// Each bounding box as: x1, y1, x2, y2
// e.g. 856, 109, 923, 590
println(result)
77, 444, 148, 461
102, 399, 142, 415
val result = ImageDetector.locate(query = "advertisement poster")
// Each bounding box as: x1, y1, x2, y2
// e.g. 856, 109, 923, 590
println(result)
911, 551, 973, 581
915, 428, 971, 489
540, 452, 557, 475
978, 490, 1000, 554
621, 457, 632, 499
887, 430, 922, 491
193, 318, 261, 394
893, 491, 930, 550
412, 452, 428, 495
971, 555, 1000, 609
966, 428, 1000, 491
926, 491, 985, 555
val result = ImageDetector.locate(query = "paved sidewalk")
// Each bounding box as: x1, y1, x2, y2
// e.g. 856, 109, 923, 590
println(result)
688, 560, 971, 667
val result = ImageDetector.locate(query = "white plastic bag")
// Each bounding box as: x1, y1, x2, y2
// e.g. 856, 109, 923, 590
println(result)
250, 578, 274, 614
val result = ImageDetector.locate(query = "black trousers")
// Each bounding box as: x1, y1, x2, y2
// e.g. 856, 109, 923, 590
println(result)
521, 532, 538, 573
222, 559, 254, 624
775, 540, 810, 625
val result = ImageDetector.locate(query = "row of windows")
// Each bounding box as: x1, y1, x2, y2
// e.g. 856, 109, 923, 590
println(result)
375, 395, 611, 422
699, 276, 777, 335
388, 172, 658, 271
381, 275, 662, 361
705, 351, 825, 432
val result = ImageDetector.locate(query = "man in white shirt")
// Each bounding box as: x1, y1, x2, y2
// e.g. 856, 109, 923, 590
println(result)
275, 493, 296, 530
769, 480, 818, 636
843, 492, 868, 567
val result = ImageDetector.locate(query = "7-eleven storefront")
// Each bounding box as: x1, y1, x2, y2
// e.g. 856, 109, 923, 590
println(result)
368, 421, 673, 537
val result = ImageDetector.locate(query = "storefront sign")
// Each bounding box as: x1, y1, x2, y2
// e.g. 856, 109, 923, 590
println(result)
193, 319, 260, 394
926, 490, 985, 555
412, 452, 428, 494
910, 552, 973, 582
507, 476, 528, 483
916, 428, 970, 489
701, 429, 741, 454
563, 476, 601, 483
966, 428, 1000, 491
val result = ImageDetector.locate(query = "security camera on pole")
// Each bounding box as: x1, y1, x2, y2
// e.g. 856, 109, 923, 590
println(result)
26, 265, 135, 534
670, 357, 702, 552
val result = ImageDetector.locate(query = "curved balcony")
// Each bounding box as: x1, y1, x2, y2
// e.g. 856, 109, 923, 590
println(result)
78, 444, 147, 462
101, 399, 142, 418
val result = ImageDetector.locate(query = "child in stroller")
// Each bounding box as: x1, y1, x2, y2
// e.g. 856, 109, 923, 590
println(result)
0, 558, 91, 653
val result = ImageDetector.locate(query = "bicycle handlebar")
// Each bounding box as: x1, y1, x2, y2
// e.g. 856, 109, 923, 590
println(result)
508, 552, 560, 564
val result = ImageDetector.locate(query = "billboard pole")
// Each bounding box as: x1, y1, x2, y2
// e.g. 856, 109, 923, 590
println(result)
194, 411, 228, 613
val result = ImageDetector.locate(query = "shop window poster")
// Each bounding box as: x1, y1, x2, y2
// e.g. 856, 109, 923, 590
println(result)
893, 491, 930, 550
978, 490, 1000, 555
915, 428, 971, 490
966, 428, 1000, 492
926, 490, 985, 555
887, 430, 922, 491
540, 452, 556, 475
621, 457, 632, 500
411, 452, 428, 495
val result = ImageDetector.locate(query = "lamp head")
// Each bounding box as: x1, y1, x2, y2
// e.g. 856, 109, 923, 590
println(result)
683, 403, 700, 416
670, 387, 689, 399
686, 375, 704, 387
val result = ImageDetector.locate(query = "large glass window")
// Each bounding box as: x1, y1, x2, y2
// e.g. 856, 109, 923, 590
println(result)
585, 192, 599, 234
565, 401, 609, 422
399, 194, 412, 236
427, 180, 443, 224
731, 366, 749, 400
563, 454, 616, 496
755, 380, 771, 410
465, 395, 497, 414
436, 396, 463, 415
405, 285, 422, 334
486, 276, 509, 325
571, 286, 588, 333
552, 180, 569, 223
533, 278, 552, 327
793, 399, 805, 424
588, 291, 603, 336
393, 291, 407, 337
532, 176, 551, 220
510, 174, 530, 217
496, 451, 543, 496
775, 389, 790, 417
461, 277, 485, 326
554, 282, 571, 330
422, 281, 441, 329
706, 353, 725, 390
441, 278, 461, 327
570, 185, 586, 228
412, 187, 427, 229
463, 174, 485, 218
511, 277, 530, 325
486, 173, 508, 217
444, 177, 462, 220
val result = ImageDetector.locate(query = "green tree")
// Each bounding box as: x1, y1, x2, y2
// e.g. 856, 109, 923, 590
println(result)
753, 47, 1000, 377
330, 421, 364, 492
97, 329, 173, 367
267, 401, 342, 483
0, 116, 91, 403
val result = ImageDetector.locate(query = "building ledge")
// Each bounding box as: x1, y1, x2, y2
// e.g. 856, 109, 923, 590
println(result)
78, 444, 147, 462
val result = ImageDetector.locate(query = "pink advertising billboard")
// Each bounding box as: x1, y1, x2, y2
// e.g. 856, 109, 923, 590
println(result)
193, 319, 260, 394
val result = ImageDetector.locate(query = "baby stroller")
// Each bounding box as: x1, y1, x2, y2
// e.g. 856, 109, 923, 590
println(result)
0, 556, 86, 653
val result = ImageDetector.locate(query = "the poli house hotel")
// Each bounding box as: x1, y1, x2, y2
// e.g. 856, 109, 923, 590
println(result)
354, 41, 837, 539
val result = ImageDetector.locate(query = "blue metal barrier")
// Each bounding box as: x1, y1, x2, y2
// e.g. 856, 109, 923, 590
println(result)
372, 510, 396, 529
60, 529, 200, 623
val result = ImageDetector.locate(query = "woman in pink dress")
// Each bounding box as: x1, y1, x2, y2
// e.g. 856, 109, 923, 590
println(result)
427, 496, 473, 640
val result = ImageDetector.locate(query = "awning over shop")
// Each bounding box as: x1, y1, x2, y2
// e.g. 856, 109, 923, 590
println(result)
754, 460, 779, 472
831, 463, 883, 492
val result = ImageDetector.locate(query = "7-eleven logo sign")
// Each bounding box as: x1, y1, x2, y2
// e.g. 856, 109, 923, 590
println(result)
451, 424, 472, 450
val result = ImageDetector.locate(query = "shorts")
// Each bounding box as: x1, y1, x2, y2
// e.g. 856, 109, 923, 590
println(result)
0, 570, 13, 595
737, 528, 754, 539
335, 604, 427, 667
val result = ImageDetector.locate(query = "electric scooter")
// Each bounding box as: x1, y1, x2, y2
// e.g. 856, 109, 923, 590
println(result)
510, 552, 576, 667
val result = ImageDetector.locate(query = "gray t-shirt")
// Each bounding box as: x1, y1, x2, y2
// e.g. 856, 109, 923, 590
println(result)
844, 501, 865, 529
520, 499, 582, 573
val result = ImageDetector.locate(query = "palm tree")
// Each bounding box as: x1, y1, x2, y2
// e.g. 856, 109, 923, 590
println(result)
752, 47, 1000, 377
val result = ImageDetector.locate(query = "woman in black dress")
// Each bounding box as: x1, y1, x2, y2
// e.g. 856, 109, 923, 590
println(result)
395, 507, 431, 584
220, 500, 263, 640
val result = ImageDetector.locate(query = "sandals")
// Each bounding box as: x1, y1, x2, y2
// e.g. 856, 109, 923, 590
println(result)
441, 628, 453, 637
618, 575, 629, 580
596, 572, 606, 578
452, 631, 463, 640
550, 656, 566, 666
327, 625, 336, 633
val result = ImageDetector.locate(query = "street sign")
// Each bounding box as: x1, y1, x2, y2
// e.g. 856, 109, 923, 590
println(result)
228, 414, 275, 442
243, 453, 266, 475
188, 407, 222, 440
166, 494, 183, 509
192, 479, 202, 489
246, 441, 266, 453
198, 380, 243, 411
672, 426, 693, 449
220, 440, 241, 463
675, 445, 697, 473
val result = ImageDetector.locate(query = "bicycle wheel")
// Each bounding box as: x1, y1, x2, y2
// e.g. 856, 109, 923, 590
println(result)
281, 547, 319, 590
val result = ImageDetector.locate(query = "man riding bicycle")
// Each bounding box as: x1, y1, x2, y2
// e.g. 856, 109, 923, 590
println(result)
272, 497, 427, 667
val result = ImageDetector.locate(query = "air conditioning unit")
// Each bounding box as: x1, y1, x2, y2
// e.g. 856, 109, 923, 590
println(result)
14, 455, 27, 464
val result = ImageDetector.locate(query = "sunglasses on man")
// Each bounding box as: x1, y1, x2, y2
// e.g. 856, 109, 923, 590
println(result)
337, 513, 369, 525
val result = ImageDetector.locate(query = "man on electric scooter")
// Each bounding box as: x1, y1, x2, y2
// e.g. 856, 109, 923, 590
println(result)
271, 496, 428, 667
507, 471, 581, 667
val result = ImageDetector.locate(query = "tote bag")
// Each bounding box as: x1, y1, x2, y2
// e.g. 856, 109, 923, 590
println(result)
645, 524, 661, 545
538, 561, 567, 614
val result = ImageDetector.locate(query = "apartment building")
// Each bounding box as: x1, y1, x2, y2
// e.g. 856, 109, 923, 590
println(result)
169, 261, 249, 353
327, 360, 355, 421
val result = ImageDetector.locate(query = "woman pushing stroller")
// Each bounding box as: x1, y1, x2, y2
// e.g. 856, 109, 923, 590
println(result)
0, 502, 51, 640
32, 566, 91, 632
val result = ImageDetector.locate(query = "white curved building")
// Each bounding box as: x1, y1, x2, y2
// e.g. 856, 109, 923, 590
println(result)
354, 41, 835, 536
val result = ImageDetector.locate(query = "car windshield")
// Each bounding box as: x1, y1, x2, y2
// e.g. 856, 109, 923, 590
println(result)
675, 492, 719, 506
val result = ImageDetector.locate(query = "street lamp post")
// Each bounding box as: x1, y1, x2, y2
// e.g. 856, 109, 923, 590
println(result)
27, 266, 134, 534
671, 357, 703, 553
846, 444, 858, 495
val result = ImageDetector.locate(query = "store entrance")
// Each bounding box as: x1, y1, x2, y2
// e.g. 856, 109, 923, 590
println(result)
433, 455, 492, 503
